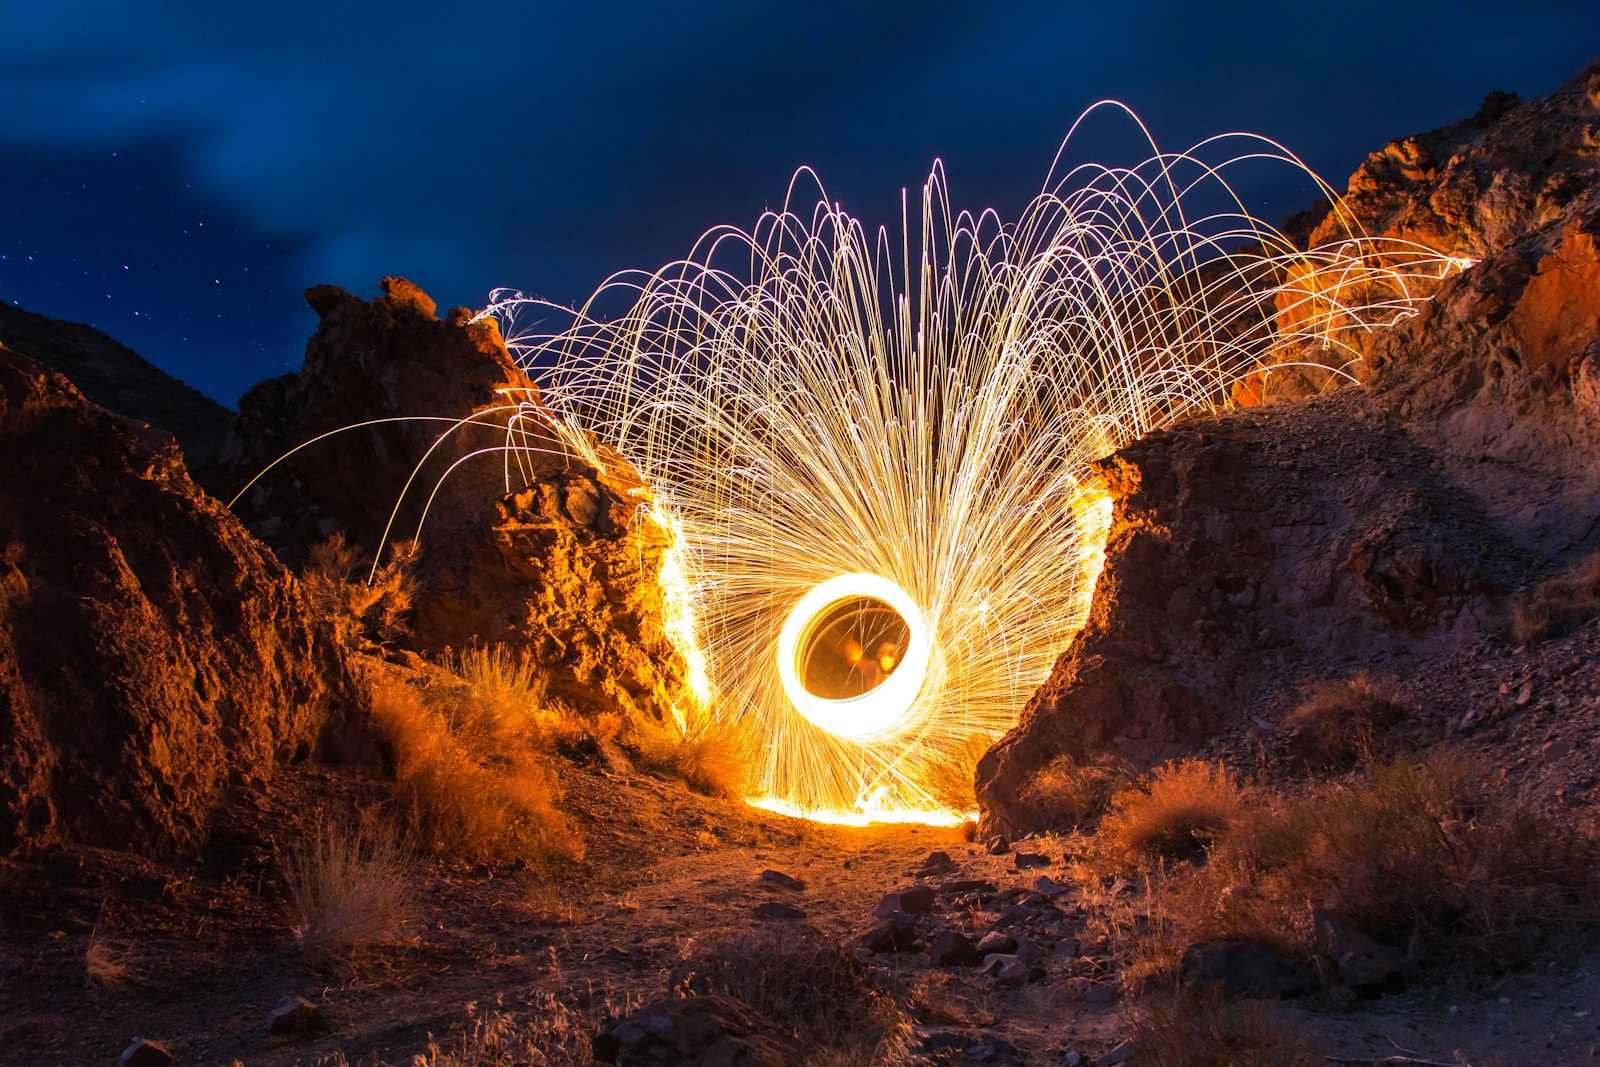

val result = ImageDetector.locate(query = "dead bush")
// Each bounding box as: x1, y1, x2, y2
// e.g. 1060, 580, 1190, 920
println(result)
1020, 752, 1133, 830
301, 533, 418, 649
628, 706, 754, 798
1284, 672, 1405, 769
1119, 754, 1600, 984
1092, 760, 1248, 874
673, 926, 911, 1064
1126, 986, 1320, 1067
414, 994, 592, 1067
1222, 756, 1599, 970
84, 930, 137, 991
369, 673, 583, 870
280, 813, 416, 963
1510, 551, 1600, 644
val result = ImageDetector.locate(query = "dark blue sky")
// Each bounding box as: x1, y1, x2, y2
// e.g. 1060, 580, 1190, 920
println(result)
2, 2, 1596, 405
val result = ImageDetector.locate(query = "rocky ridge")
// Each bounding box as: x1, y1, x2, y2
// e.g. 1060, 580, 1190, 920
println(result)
206, 277, 694, 724
0, 345, 371, 855
0, 302, 232, 465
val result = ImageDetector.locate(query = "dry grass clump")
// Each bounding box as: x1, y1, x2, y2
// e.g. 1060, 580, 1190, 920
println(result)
280, 814, 416, 963
1214, 757, 1599, 970
84, 930, 138, 991
628, 706, 754, 798
1284, 672, 1405, 769
909, 971, 997, 1027
301, 533, 418, 649
413, 994, 592, 1067
369, 670, 583, 870
1510, 551, 1600, 644
673, 926, 912, 1065
1109, 754, 1600, 985
1091, 760, 1248, 874
1126, 987, 1320, 1067
1020, 752, 1133, 830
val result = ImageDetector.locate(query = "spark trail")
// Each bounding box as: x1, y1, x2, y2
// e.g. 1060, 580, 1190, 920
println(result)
478, 104, 1457, 823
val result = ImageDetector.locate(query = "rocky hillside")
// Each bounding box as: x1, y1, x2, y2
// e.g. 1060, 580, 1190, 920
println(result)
0, 345, 371, 855
0, 303, 232, 465
978, 64, 1600, 830
206, 277, 694, 725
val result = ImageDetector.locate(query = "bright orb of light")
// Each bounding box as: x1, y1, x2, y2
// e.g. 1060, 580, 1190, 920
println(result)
776, 573, 933, 742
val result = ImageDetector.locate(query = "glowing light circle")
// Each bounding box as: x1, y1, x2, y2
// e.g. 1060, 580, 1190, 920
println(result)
776, 573, 932, 742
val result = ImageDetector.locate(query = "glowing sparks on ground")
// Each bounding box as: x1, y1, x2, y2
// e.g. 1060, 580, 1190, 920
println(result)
476, 105, 1457, 825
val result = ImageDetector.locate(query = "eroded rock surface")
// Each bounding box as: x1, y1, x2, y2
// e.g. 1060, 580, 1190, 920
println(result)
978, 65, 1600, 832
208, 278, 692, 722
0, 346, 369, 854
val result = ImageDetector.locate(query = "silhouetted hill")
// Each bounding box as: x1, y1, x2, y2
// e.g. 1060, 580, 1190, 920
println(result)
0, 302, 232, 464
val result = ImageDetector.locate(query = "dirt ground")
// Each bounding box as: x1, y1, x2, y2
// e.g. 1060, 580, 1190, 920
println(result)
0, 758, 1596, 1067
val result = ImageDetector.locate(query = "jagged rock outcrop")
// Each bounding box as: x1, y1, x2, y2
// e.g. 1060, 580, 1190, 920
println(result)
978, 65, 1600, 832
1304, 69, 1600, 259
0, 345, 370, 855
1251, 65, 1600, 400
0, 303, 232, 465
204, 276, 532, 557
208, 278, 692, 722
976, 392, 1536, 829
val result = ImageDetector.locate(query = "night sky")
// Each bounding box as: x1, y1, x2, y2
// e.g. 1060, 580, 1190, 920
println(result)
2, 3, 1596, 406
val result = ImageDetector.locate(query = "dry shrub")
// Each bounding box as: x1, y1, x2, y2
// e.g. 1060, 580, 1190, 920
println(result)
281, 814, 415, 963
369, 672, 583, 870
628, 706, 754, 798
909, 971, 996, 1027
1284, 672, 1405, 769
1217, 756, 1599, 969
1126, 986, 1320, 1067
1510, 551, 1600, 644
444, 644, 625, 756
440, 645, 552, 745
1092, 760, 1248, 874
302, 533, 418, 649
1020, 752, 1133, 830
414, 994, 591, 1067
1118, 755, 1600, 984
84, 931, 137, 991
673, 926, 912, 1065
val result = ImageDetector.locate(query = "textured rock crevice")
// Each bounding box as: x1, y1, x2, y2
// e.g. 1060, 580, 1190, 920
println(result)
0, 346, 371, 854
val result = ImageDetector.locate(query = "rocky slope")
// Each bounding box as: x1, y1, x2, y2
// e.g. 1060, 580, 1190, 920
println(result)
978, 64, 1600, 830
0, 345, 371, 855
207, 278, 694, 724
0, 302, 232, 465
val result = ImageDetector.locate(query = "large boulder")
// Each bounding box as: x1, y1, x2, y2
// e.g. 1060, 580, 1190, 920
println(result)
207, 278, 693, 722
0, 346, 370, 855
975, 390, 1531, 829
1253, 65, 1600, 399
978, 65, 1600, 832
